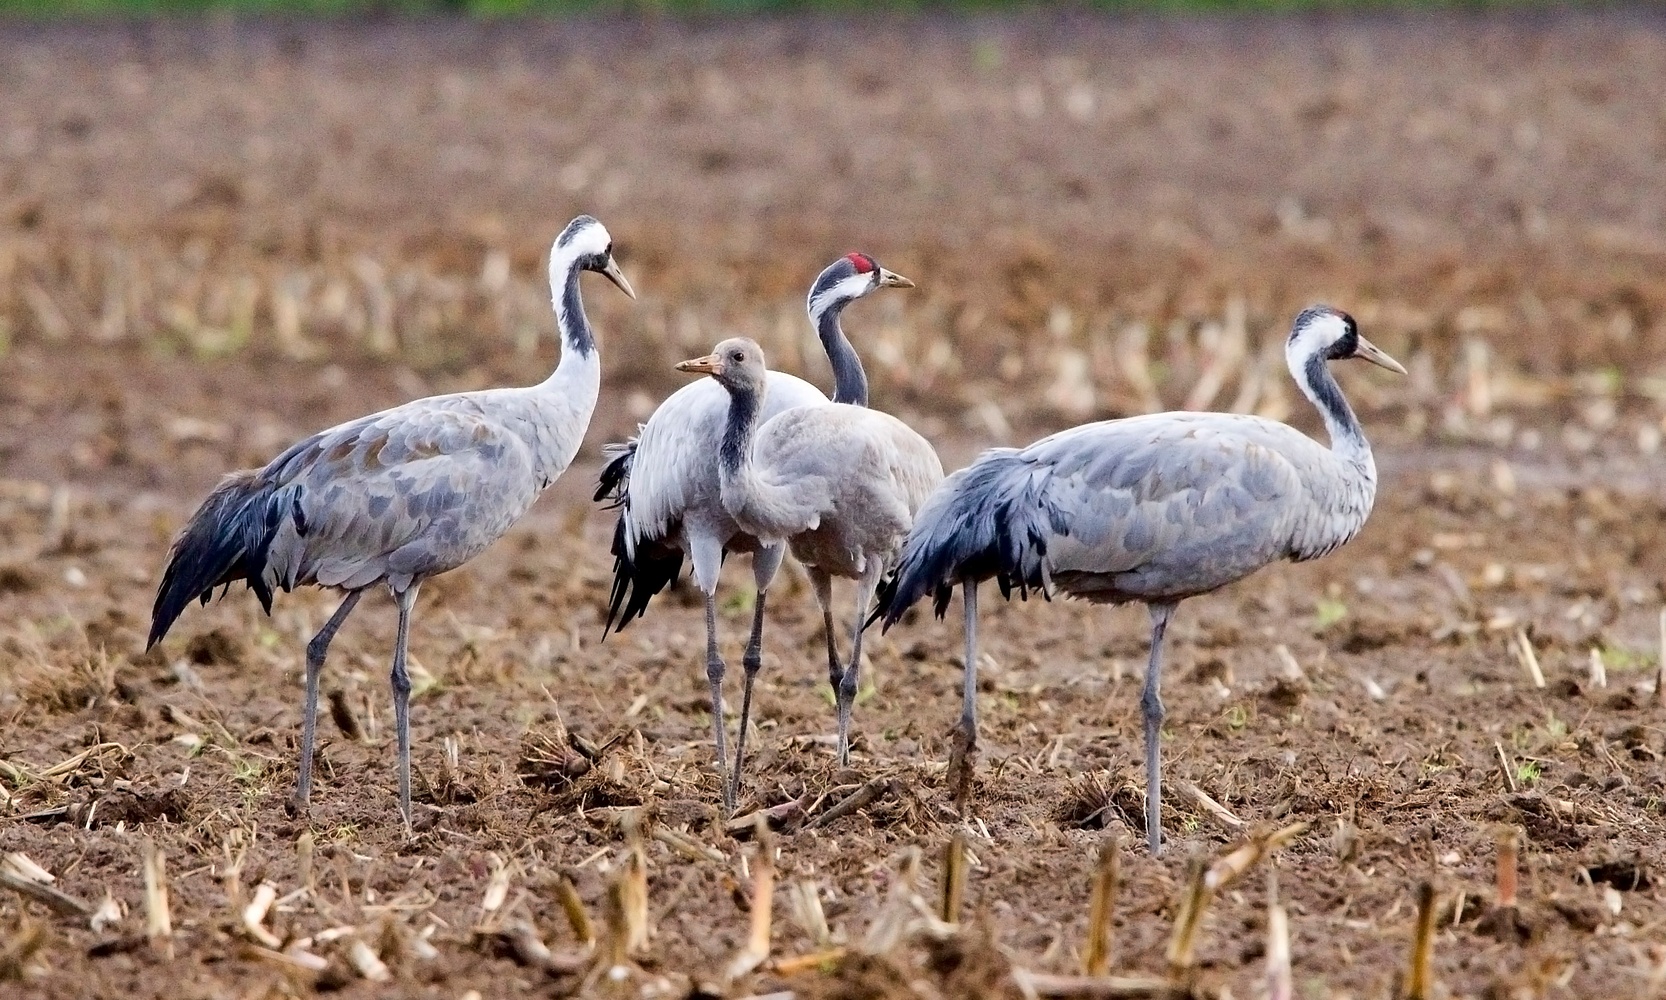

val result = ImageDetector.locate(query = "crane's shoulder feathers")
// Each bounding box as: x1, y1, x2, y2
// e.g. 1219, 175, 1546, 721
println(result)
263, 395, 532, 489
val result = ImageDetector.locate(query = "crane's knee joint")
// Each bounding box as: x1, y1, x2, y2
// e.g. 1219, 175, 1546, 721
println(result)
837, 670, 860, 704
706, 654, 726, 686
390, 668, 412, 698
741, 648, 762, 677
1141, 687, 1164, 721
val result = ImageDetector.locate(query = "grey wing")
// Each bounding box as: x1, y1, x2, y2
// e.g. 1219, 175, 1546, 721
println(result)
624, 372, 827, 548
1023, 415, 1316, 600
266, 399, 539, 592
874, 413, 945, 516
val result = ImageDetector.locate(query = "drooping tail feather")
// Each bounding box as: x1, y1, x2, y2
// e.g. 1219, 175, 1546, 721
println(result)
872, 449, 1063, 632
602, 517, 685, 636
593, 440, 636, 508
594, 438, 685, 636
148, 470, 295, 650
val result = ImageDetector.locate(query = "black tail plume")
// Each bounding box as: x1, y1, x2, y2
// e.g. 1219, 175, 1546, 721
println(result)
602, 516, 684, 637
148, 470, 293, 650
594, 438, 683, 636
872, 450, 1058, 633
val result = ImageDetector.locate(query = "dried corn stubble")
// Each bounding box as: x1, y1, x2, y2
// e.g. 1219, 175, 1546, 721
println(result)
140, 837, 172, 959
725, 816, 776, 984
1082, 836, 1120, 977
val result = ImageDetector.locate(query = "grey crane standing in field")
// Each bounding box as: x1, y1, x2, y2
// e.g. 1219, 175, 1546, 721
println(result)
146, 215, 635, 828
676, 337, 943, 796
872, 306, 1404, 854
595, 253, 913, 810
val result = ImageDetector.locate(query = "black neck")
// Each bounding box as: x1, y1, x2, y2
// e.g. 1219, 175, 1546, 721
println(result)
719, 382, 761, 476
1303, 353, 1364, 450
816, 303, 868, 407
558, 262, 595, 358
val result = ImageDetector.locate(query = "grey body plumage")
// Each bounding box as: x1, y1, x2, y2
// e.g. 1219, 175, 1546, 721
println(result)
597, 253, 914, 812
148, 215, 634, 827
678, 336, 943, 797
874, 305, 1404, 854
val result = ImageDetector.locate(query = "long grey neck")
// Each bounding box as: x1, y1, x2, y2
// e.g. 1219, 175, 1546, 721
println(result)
715, 379, 815, 542
718, 382, 762, 479
552, 262, 596, 363
815, 303, 868, 407
523, 255, 602, 483
1300, 354, 1374, 477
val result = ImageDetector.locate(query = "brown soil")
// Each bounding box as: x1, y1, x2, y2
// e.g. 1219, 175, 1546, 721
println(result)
4, 13, 1666, 1000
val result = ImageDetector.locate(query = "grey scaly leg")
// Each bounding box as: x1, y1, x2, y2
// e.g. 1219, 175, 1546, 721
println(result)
959, 582, 980, 749
1142, 601, 1178, 855
390, 584, 420, 831
835, 563, 884, 767
292, 588, 363, 814
704, 591, 730, 806
809, 570, 841, 720
729, 546, 784, 810
729, 592, 769, 810
947, 582, 980, 805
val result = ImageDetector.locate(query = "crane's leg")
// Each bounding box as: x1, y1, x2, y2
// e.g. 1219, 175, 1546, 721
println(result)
703, 592, 732, 806
835, 562, 885, 767
292, 588, 363, 815
808, 569, 840, 715
689, 536, 730, 808
1141, 601, 1178, 855
389, 584, 421, 832
958, 582, 980, 749
947, 582, 980, 804
730, 544, 784, 809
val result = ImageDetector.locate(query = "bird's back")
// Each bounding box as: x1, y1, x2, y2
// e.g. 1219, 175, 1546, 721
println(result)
151, 389, 551, 644
262, 392, 549, 592
879, 410, 1371, 623
749, 404, 944, 573
624, 371, 828, 546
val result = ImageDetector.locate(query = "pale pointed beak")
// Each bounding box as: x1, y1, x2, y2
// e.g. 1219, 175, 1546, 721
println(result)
1352, 336, 1407, 375
877, 268, 915, 289
675, 353, 722, 376
599, 256, 636, 300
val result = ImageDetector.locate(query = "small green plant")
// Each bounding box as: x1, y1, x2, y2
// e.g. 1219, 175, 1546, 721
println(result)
231, 755, 265, 785
1224, 705, 1248, 730
1599, 644, 1657, 673
721, 588, 756, 615
1544, 711, 1568, 739
1314, 598, 1347, 630
1515, 760, 1542, 786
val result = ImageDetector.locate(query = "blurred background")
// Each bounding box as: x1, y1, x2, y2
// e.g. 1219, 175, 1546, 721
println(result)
2, 6, 1664, 495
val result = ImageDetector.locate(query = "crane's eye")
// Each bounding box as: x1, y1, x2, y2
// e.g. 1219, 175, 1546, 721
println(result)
731, 351, 744, 362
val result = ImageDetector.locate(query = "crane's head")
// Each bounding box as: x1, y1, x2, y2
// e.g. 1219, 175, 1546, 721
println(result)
807, 252, 914, 323
553, 215, 635, 299
1288, 305, 1405, 375
675, 337, 768, 394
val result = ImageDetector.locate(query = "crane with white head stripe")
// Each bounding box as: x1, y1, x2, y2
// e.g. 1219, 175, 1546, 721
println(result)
873, 305, 1404, 854
148, 215, 634, 829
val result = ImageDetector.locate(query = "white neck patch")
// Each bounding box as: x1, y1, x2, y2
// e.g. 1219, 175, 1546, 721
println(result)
808, 272, 875, 322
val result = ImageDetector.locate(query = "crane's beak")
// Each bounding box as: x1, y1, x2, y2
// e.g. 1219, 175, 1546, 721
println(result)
877, 268, 915, 289
1352, 336, 1407, 375
675, 354, 722, 376
599, 257, 636, 300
